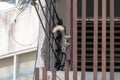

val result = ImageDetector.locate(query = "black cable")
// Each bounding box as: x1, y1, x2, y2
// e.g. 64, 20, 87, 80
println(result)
38, 0, 61, 49
48, 0, 62, 24
32, 2, 59, 61
44, 0, 62, 25
51, 1, 60, 21
44, 0, 66, 33
32, 0, 66, 70
55, 51, 66, 70
44, 0, 56, 26
44, 0, 67, 70
14, 0, 30, 22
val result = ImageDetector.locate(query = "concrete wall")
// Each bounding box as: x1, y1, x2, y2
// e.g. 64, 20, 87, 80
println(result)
0, 5, 39, 55
0, 3, 46, 59
0, 2, 46, 79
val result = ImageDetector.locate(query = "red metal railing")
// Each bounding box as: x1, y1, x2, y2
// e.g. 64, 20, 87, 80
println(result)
34, 0, 117, 80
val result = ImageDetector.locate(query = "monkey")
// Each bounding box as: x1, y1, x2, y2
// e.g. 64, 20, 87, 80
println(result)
52, 25, 71, 52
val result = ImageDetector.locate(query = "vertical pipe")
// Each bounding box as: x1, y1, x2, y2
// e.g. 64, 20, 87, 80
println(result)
52, 68, 56, 80
102, 0, 106, 80
93, 0, 98, 80
66, 0, 71, 62
70, 0, 73, 71
65, 0, 71, 79
65, 61, 69, 80
42, 67, 47, 80
110, 0, 114, 80
73, 0, 77, 80
81, 0, 86, 80
49, 0, 52, 70
13, 55, 17, 80
35, 68, 39, 80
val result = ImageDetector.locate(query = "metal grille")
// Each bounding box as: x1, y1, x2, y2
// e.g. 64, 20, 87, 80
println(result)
77, 20, 120, 72
34, 0, 120, 80
77, 0, 117, 80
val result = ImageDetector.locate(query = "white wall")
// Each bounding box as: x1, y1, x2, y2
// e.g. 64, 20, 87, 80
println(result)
0, 4, 45, 57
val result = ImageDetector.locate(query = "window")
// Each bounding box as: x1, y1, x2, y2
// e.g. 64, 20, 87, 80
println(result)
17, 52, 36, 80
78, 0, 120, 18
77, 20, 120, 72
77, 0, 120, 72
0, 57, 13, 80
0, 52, 36, 80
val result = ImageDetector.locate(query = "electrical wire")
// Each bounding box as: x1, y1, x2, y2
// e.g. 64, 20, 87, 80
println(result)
34, 0, 66, 70
45, 0, 60, 22
43, 0, 67, 70
32, 2, 59, 61
44, 0, 57, 26
44, 0, 66, 34
38, 0, 61, 49
15, 0, 30, 21
10, 0, 41, 46
32, 2, 67, 80
33, 1, 60, 80
42, 0, 65, 34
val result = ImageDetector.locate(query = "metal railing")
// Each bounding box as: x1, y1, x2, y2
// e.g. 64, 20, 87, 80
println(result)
33, 0, 117, 80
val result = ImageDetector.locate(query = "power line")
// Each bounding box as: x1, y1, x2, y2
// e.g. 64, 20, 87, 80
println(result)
32, 1, 59, 61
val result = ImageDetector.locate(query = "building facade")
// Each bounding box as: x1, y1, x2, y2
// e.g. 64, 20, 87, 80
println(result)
0, 0, 45, 80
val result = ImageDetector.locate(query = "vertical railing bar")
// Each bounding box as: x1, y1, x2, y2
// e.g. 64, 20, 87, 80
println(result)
110, 0, 114, 80
73, 0, 77, 80
65, 0, 71, 61
65, 0, 71, 79
65, 61, 69, 80
35, 68, 39, 80
102, 0, 106, 80
42, 67, 47, 80
93, 0, 98, 80
81, 0, 86, 80
52, 68, 56, 80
